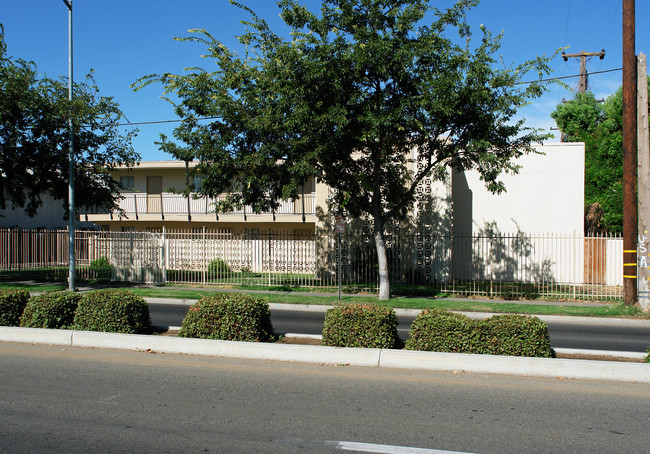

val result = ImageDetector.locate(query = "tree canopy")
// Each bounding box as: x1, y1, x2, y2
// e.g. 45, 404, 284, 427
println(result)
136, 0, 555, 299
551, 82, 650, 234
0, 26, 139, 218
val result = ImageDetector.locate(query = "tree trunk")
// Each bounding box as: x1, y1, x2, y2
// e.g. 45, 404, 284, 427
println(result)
374, 218, 391, 301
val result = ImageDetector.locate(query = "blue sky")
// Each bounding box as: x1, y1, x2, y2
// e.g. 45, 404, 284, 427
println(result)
2, 0, 647, 161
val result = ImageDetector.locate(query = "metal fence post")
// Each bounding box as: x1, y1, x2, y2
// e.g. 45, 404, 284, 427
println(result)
202, 226, 206, 285
338, 231, 342, 301
268, 229, 272, 287
161, 226, 167, 284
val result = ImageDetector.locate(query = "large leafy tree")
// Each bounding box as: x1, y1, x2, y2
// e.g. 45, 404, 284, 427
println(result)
551, 83, 650, 234
0, 26, 139, 218
136, 0, 554, 299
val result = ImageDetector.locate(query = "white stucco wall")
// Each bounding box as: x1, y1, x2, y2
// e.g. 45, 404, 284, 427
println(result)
0, 194, 96, 229
452, 142, 585, 236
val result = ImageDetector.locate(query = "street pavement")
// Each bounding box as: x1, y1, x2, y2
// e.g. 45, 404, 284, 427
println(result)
3, 342, 649, 454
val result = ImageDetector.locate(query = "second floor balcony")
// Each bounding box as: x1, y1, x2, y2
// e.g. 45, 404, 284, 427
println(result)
82, 192, 317, 223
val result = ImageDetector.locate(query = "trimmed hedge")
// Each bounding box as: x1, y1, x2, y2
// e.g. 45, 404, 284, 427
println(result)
208, 258, 230, 277
90, 256, 112, 272
0, 289, 30, 326
179, 293, 275, 342
20, 291, 82, 329
479, 314, 553, 357
404, 308, 479, 353
406, 309, 552, 357
73, 289, 152, 334
321, 304, 401, 349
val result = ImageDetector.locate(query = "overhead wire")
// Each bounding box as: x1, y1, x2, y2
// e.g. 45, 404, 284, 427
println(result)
107, 68, 624, 128
557, 0, 572, 104
602, 1, 620, 53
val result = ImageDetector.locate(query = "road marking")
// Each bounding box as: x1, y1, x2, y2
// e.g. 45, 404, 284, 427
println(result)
333, 440, 475, 454
278, 438, 476, 453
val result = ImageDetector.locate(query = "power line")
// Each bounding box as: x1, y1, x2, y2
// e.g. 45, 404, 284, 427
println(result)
516, 67, 621, 86
110, 68, 624, 128
116, 116, 220, 127
602, 1, 620, 51
563, 0, 571, 48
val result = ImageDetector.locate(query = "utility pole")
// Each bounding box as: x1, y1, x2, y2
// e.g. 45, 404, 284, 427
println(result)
637, 53, 649, 312
622, 0, 637, 306
562, 50, 606, 93
62, 0, 75, 292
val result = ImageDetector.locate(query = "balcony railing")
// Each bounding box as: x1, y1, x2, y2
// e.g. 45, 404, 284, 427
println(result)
84, 192, 316, 220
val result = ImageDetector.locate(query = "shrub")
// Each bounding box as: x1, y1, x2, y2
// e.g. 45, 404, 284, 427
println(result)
90, 256, 112, 271
405, 309, 478, 353
479, 314, 552, 357
321, 304, 401, 349
179, 293, 274, 342
89, 256, 113, 282
406, 309, 552, 357
20, 291, 82, 329
0, 289, 30, 326
73, 289, 152, 334
645, 347, 650, 364
207, 258, 230, 278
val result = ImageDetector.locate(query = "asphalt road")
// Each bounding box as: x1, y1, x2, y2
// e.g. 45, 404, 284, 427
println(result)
148, 303, 650, 352
2, 342, 649, 454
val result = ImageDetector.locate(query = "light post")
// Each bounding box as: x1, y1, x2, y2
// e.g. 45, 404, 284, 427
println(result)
62, 0, 75, 291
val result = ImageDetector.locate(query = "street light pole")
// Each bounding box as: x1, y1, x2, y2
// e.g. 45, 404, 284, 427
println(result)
62, 0, 75, 291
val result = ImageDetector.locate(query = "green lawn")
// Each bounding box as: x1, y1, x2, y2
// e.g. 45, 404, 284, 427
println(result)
0, 281, 646, 319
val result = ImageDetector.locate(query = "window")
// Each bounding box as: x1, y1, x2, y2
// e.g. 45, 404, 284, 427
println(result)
244, 228, 260, 240
120, 175, 135, 189
193, 175, 203, 191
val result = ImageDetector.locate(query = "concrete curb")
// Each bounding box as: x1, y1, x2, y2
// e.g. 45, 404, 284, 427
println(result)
1, 326, 648, 383
377, 349, 650, 382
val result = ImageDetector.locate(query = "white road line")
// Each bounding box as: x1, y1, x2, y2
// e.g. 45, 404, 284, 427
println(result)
333, 440, 475, 454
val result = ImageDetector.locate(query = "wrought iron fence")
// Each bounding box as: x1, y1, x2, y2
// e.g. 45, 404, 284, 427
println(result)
0, 227, 623, 301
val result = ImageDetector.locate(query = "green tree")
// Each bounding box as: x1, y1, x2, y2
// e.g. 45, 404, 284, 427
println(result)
551, 83, 650, 234
136, 0, 554, 299
0, 26, 139, 218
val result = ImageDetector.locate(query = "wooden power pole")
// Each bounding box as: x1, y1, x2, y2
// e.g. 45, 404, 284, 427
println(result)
622, 0, 638, 306
562, 50, 606, 93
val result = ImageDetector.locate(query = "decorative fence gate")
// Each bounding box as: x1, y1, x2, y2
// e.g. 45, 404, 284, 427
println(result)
91, 231, 165, 284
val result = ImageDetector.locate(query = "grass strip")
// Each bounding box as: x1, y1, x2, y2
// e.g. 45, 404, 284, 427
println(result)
1, 282, 646, 319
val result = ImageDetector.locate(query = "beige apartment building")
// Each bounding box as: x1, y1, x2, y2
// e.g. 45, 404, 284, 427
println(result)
82, 160, 324, 236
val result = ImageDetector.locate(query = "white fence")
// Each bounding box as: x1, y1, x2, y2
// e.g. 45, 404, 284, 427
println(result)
0, 228, 624, 301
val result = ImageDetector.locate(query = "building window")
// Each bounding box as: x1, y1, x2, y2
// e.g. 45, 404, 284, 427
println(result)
120, 176, 135, 189
193, 175, 203, 191
244, 228, 260, 240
